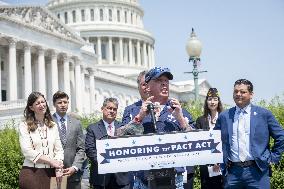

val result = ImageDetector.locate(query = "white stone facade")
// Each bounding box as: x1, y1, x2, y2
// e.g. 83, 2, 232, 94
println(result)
0, 0, 210, 124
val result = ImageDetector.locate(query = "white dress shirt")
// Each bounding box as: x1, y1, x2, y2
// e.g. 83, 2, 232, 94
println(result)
230, 104, 254, 162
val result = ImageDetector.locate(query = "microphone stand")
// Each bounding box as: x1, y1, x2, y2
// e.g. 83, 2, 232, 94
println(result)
147, 103, 157, 132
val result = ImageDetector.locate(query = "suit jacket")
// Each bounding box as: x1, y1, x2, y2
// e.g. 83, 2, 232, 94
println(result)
215, 105, 284, 172
53, 114, 85, 183
195, 115, 210, 130
85, 119, 130, 186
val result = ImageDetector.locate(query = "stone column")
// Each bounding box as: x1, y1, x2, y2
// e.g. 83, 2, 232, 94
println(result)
69, 63, 75, 111
8, 39, 17, 101
113, 7, 117, 23
88, 69, 95, 112
97, 37, 102, 64
104, 6, 108, 21
147, 44, 151, 68
51, 51, 58, 96
143, 42, 147, 68
119, 37, 123, 65
75, 60, 82, 112
94, 7, 99, 22
86, 8, 90, 22
136, 40, 141, 66
127, 10, 131, 24
63, 55, 70, 96
108, 37, 113, 64
81, 66, 86, 113
151, 46, 155, 67
24, 43, 32, 99
37, 47, 46, 97
128, 39, 133, 65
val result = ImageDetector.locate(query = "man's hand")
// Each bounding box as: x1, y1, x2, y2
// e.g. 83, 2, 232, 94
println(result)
55, 168, 63, 186
168, 98, 192, 131
136, 96, 154, 121
169, 98, 183, 117
63, 167, 76, 177
212, 164, 221, 172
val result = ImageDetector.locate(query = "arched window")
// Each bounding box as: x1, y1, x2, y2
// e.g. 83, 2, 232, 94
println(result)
124, 11, 127, 23
93, 44, 96, 54
100, 9, 104, 21
81, 9, 85, 22
117, 10, 120, 22
109, 9, 112, 21
131, 13, 133, 24
64, 12, 68, 24
90, 9, 94, 21
101, 43, 107, 59
72, 10, 76, 22
57, 13, 60, 19
112, 44, 116, 61
134, 46, 137, 64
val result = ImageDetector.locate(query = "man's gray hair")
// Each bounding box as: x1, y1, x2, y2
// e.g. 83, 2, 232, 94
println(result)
137, 70, 148, 85
102, 97, 119, 108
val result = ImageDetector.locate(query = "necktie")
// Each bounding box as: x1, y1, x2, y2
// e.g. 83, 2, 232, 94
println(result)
60, 117, 67, 144
108, 124, 113, 136
238, 110, 247, 162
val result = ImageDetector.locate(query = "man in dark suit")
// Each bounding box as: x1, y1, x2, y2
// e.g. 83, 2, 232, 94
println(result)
52, 91, 85, 189
215, 79, 284, 189
85, 97, 130, 189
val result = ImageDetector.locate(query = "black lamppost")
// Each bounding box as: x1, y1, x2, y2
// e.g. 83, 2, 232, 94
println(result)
185, 28, 207, 101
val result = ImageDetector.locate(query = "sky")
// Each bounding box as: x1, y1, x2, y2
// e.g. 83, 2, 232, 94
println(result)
3, 0, 284, 105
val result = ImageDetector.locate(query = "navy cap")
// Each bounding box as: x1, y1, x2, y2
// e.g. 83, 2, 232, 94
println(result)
206, 88, 219, 98
145, 67, 173, 83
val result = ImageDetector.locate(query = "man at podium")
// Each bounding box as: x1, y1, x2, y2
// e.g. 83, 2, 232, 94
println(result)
121, 67, 195, 189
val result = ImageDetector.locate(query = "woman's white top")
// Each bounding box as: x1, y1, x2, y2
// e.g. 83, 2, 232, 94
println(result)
19, 121, 64, 168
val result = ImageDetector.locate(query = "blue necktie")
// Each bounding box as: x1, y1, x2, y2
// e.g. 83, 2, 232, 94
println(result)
60, 117, 67, 145
238, 110, 247, 162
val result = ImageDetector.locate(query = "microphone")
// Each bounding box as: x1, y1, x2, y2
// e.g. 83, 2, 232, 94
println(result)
147, 103, 157, 132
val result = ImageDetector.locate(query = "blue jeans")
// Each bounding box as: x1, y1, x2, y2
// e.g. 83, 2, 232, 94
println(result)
224, 165, 269, 189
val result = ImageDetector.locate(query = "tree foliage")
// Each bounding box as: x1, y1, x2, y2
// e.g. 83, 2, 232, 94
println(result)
0, 121, 24, 189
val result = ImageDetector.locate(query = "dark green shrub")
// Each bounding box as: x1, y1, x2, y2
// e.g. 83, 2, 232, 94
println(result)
0, 121, 23, 189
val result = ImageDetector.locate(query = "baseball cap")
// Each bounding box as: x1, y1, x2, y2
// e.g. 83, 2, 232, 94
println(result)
145, 67, 173, 83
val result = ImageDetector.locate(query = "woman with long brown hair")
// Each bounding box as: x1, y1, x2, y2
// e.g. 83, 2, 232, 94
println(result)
196, 88, 223, 189
19, 92, 64, 189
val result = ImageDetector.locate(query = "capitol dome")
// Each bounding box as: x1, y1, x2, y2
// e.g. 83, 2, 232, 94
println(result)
47, 0, 155, 78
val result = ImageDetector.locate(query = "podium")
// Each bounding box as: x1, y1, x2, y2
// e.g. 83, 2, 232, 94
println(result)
96, 130, 223, 173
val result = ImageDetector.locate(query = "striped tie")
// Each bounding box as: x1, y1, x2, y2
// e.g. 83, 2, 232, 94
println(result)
60, 117, 67, 145
108, 124, 113, 136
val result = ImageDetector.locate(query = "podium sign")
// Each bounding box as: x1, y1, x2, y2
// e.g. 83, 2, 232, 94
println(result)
97, 130, 223, 174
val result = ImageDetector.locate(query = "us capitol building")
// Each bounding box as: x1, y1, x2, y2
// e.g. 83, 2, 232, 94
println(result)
0, 0, 210, 123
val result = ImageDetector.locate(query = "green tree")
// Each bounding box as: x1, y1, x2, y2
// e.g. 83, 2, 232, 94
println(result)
0, 121, 24, 189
